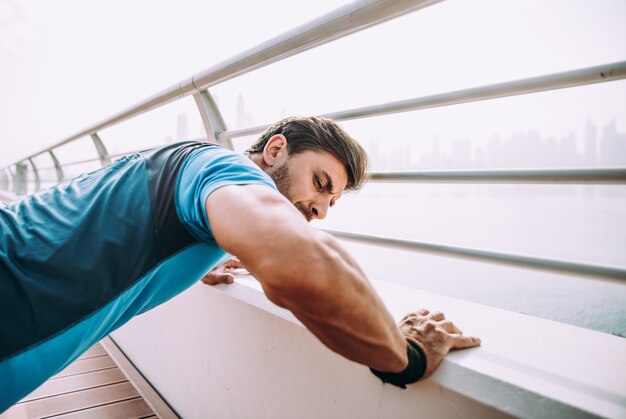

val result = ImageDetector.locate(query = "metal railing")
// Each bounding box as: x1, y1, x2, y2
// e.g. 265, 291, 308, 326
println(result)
324, 230, 626, 283
219, 60, 626, 141
367, 168, 626, 184
1, 0, 625, 283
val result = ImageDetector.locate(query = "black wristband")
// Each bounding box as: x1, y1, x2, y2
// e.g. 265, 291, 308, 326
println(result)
369, 339, 427, 389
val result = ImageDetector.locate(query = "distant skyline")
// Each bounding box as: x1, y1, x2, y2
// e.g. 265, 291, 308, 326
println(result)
369, 118, 626, 171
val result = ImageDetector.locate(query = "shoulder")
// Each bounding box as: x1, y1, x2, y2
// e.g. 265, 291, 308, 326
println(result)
182, 145, 275, 187
185, 144, 256, 169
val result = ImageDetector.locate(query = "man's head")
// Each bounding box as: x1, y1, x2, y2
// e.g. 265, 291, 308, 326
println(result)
246, 116, 368, 221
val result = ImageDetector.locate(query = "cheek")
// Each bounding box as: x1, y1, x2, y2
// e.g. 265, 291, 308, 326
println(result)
291, 185, 315, 203
286, 176, 314, 202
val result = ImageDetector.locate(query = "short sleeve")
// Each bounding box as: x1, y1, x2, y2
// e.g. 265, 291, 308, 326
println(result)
175, 146, 277, 243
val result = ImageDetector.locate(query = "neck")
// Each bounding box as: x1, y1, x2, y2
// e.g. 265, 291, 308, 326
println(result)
248, 153, 267, 172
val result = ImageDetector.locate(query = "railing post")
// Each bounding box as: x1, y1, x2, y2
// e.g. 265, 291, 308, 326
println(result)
0, 168, 8, 191
48, 150, 64, 183
90, 133, 111, 167
193, 90, 233, 150
28, 158, 41, 192
14, 162, 28, 196
7, 168, 14, 193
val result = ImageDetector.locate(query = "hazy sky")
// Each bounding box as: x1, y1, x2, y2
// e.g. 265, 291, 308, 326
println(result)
1, 0, 625, 167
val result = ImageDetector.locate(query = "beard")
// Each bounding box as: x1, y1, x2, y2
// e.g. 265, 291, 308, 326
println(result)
270, 162, 313, 222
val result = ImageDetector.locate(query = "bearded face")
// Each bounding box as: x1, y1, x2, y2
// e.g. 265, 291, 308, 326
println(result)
259, 142, 347, 223
269, 160, 314, 222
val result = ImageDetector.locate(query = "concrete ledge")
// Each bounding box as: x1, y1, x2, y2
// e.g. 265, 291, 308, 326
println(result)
206, 274, 626, 418
111, 274, 626, 418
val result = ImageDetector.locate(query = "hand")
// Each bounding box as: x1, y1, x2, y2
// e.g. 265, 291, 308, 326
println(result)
399, 309, 480, 379
201, 258, 245, 285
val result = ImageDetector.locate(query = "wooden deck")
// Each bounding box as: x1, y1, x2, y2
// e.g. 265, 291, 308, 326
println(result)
1, 337, 177, 419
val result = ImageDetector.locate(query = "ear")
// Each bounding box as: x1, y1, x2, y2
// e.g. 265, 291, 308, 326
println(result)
262, 134, 289, 167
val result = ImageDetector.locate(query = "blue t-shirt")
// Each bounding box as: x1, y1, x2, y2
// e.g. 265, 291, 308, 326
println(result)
0, 142, 276, 410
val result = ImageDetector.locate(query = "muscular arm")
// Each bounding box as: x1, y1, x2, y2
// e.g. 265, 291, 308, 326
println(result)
206, 184, 479, 376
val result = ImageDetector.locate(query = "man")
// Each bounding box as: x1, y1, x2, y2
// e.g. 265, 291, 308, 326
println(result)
0, 116, 479, 411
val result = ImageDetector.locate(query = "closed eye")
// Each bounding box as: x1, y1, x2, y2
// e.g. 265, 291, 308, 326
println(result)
314, 176, 324, 191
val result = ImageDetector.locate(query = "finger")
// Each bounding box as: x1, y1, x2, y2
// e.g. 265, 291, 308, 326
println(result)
450, 334, 481, 349
201, 272, 234, 285
218, 273, 235, 284
224, 258, 244, 269
430, 311, 445, 321
438, 320, 462, 334
401, 308, 429, 322
208, 264, 225, 275
201, 274, 217, 285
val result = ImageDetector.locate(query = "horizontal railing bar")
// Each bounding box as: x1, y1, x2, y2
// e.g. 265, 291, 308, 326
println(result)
21, 157, 107, 171
10, 0, 441, 166
220, 124, 270, 140
28, 179, 58, 183
21, 164, 626, 187
16, 147, 164, 183
219, 60, 626, 141
107, 147, 154, 159
19, 166, 56, 172
26, 149, 152, 174
326, 61, 626, 121
368, 168, 626, 184
51, 157, 102, 168
323, 229, 626, 283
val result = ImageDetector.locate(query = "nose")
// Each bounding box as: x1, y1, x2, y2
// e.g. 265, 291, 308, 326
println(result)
310, 199, 330, 220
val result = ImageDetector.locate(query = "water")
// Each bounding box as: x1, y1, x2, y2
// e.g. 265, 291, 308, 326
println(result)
316, 183, 626, 337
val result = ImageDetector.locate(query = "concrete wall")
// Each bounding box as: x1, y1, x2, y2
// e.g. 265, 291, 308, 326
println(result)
112, 281, 509, 419
112, 275, 626, 418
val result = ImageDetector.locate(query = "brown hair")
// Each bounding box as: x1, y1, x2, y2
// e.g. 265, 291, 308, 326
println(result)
246, 116, 368, 191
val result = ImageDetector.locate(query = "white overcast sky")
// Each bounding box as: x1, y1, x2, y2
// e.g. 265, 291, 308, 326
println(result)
1, 0, 625, 166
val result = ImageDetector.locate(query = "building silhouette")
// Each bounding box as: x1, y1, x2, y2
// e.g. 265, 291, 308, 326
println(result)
378, 118, 625, 170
